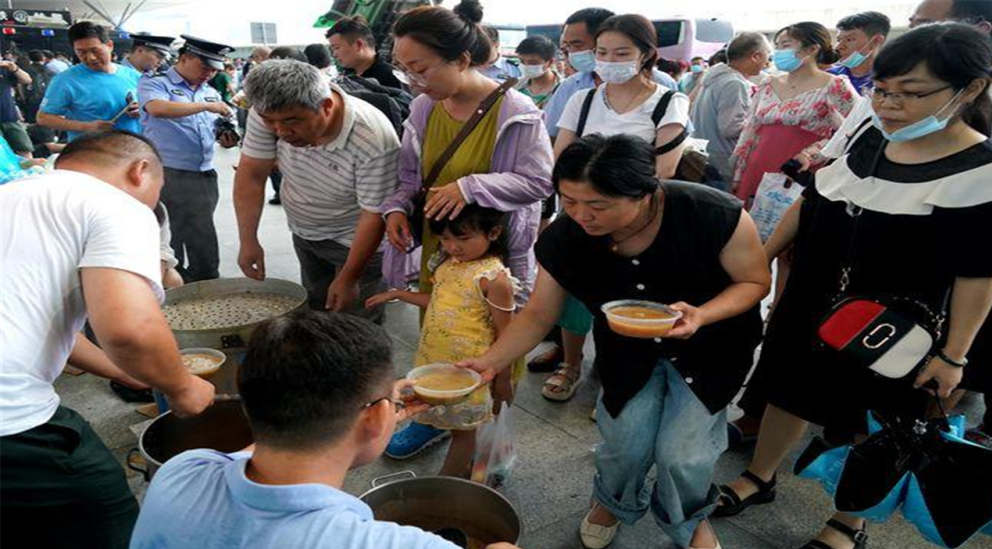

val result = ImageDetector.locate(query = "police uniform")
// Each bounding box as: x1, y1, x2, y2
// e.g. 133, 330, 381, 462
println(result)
137, 35, 233, 282
122, 34, 175, 76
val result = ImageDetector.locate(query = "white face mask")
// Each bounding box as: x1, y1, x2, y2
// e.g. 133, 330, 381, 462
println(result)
521, 63, 547, 79
595, 59, 640, 84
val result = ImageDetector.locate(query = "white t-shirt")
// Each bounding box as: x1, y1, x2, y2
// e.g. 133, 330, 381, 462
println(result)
558, 84, 691, 144
0, 170, 163, 437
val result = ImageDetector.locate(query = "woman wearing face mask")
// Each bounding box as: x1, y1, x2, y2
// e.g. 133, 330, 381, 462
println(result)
515, 35, 561, 110
714, 24, 992, 549
732, 22, 857, 204
380, 0, 554, 459
536, 14, 693, 404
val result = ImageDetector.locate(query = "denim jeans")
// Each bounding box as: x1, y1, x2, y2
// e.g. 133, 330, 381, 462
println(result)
593, 359, 728, 548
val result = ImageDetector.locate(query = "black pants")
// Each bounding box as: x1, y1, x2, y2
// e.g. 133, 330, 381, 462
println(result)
0, 407, 139, 549
161, 167, 220, 282
292, 234, 385, 324
270, 168, 282, 196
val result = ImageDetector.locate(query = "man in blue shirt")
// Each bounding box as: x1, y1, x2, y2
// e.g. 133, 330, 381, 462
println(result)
543, 8, 678, 140
37, 22, 141, 141
121, 34, 174, 76
480, 26, 522, 83
139, 35, 238, 282
131, 311, 523, 549
827, 11, 891, 96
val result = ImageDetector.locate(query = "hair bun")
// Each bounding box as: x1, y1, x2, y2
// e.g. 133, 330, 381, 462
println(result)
453, 0, 484, 25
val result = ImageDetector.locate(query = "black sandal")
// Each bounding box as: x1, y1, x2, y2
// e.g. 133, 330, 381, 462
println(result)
800, 519, 868, 549
713, 470, 776, 518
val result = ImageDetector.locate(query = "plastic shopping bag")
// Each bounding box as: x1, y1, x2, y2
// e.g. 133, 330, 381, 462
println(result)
471, 403, 516, 489
749, 172, 804, 242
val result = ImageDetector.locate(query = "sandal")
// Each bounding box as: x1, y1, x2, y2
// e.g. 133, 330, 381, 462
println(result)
712, 470, 776, 518
528, 344, 563, 373
542, 363, 582, 402
799, 519, 868, 549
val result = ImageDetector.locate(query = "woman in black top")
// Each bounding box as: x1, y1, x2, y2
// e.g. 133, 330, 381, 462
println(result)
716, 24, 992, 549
461, 134, 770, 549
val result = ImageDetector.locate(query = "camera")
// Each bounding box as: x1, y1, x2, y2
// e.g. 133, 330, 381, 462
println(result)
214, 117, 240, 145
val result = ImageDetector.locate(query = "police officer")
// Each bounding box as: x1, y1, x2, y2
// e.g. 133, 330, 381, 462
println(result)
138, 35, 239, 283
122, 34, 175, 76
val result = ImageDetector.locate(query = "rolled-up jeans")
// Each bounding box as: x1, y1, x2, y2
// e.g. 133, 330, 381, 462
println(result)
593, 359, 727, 548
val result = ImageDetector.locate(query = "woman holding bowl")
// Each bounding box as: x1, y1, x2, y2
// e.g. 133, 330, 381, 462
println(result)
461, 133, 770, 549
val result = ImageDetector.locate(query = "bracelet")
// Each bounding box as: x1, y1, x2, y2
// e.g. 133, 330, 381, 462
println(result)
937, 350, 968, 368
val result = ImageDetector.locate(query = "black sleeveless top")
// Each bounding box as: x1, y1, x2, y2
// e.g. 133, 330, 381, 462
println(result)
536, 181, 763, 417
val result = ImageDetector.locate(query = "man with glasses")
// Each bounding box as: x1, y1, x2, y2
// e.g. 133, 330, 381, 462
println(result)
37, 22, 142, 141
131, 310, 524, 549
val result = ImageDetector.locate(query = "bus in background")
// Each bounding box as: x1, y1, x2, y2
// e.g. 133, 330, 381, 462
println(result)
491, 24, 527, 57
656, 18, 734, 61
526, 17, 734, 62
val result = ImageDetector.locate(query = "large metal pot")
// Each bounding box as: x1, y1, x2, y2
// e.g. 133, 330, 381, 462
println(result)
128, 400, 252, 481
164, 277, 306, 351
360, 472, 521, 547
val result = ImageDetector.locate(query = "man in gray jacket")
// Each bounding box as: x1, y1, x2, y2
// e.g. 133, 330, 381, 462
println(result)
689, 32, 771, 181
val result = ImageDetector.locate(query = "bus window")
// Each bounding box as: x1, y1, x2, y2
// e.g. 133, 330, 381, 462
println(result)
654, 20, 685, 48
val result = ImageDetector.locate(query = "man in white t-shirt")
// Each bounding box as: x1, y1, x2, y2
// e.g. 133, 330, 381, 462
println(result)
234, 60, 399, 321
0, 131, 216, 549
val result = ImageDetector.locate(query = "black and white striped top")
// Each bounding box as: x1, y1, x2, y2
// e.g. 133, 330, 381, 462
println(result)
242, 83, 401, 246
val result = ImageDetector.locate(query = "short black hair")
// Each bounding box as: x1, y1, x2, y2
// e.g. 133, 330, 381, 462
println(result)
304, 43, 333, 69
68, 21, 109, 44
837, 11, 892, 38
516, 35, 557, 61
428, 204, 510, 262
708, 50, 728, 65
269, 46, 308, 62
952, 0, 992, 23
326, 15, 377, 48
238, 311, 394, 451
565, 8, 616, 37
28, 50, 45, 63
41, 49, 54, 59
875, 23, 992, 134
554, 134, 659, 199
55, 130, 161, 169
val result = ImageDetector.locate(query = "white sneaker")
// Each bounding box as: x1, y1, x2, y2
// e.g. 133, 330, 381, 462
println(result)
579, 505, 619, 549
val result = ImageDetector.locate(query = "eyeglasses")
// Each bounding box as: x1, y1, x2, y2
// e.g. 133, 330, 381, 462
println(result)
363, 396, 406, 413
392, 62, 448, 88
871, 85, 953, 105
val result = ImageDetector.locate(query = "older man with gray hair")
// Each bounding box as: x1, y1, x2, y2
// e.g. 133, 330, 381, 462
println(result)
234, 60, 399, 321
689, 32, 772, 181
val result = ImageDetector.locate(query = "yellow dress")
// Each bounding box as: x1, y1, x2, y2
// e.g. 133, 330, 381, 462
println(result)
415, 255, 522, 430
418, 97, 503, 294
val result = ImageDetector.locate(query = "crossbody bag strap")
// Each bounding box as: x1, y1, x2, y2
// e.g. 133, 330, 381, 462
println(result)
574, 87, 597, 138
836, 142, 885, 293
651, 89, 686, 156
423, 77, 518, 187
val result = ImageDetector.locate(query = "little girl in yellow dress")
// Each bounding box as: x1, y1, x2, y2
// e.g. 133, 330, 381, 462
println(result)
367, 205, 521, 478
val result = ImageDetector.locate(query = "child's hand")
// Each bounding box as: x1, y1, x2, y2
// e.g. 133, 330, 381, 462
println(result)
491, 369, 514, 413
365, 290, 398, 309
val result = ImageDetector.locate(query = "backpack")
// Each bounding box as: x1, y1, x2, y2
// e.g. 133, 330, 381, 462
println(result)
23, 65, 50, 105
337, 75, 413, 138
575, 87, 725, 187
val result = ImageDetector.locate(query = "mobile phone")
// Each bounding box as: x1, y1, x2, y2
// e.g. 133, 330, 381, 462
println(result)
109, 91, 135, 123
780, 159, 814, 188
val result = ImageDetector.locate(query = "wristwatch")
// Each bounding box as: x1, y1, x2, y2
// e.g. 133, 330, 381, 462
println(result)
937, 350, 968, 368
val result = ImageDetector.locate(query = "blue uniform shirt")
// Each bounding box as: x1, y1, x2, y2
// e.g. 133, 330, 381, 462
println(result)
138, 67, 222, 172
130, 450, 460, 549
39, 63, 142, 141
543, 69, 678, 138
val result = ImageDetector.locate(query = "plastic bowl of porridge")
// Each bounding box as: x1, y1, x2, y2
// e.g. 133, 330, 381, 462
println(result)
407, 364, 482, 406
602, 300, 682, 339
179, 348, 227, 379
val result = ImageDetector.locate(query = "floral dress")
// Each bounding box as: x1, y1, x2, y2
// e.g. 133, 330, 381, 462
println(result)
732, 76, 857, 202
415, 255, 522, 430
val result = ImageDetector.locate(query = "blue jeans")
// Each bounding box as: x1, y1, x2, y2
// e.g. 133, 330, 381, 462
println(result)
593, 359, 728, 548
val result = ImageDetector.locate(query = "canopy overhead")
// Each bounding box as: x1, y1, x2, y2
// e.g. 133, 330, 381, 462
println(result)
5, 1, 195, 29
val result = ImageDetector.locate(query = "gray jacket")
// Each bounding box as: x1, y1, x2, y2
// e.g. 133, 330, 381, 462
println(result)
689, 64, 752, 180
